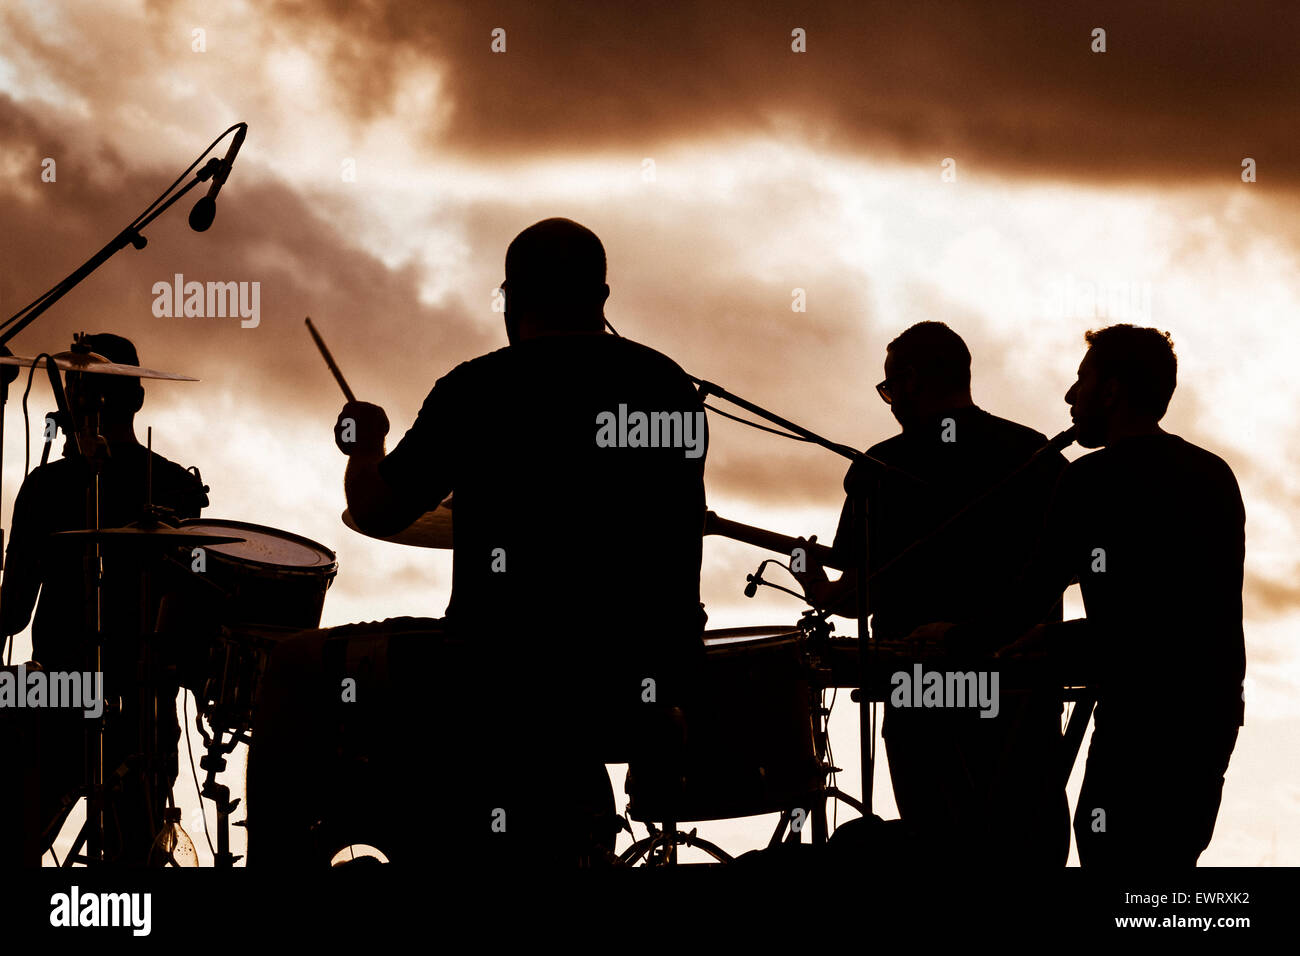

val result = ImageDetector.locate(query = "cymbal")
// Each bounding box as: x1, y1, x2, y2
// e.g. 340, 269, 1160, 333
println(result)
52, 525, 244, 547
0, 351, 198, 381
341, 496, 453, 549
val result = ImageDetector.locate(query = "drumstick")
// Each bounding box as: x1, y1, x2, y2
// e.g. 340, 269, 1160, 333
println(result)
305, 316, 356, 402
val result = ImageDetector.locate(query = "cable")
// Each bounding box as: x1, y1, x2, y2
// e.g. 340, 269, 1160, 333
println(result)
824, 686, 839, 829
20, 355, 48, 479
184, 689, 216, 857
602, 317, 815, 445
702, 401, 813, 441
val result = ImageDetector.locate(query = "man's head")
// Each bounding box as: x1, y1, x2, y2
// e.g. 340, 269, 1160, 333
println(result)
67, 333, 144, 422
501, 218, 609, 344
1065, 324, 1176, 447
878, 321, 973, 429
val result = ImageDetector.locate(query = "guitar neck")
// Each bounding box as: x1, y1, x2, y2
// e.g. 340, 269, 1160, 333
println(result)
703, 510, 846, 571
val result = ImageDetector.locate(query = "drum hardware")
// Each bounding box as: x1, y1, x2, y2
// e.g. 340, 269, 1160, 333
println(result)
43, 421, 207, 865
18, 413, 332, 866
192, 682, 249, 868
621, 610, 865, 865
164, 522, 337, 866
41, 504, 335, 867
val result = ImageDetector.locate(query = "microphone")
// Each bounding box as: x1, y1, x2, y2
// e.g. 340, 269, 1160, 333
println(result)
1043, 426, 1077, 454
189, 124, 247, 232
744, 559, 774, 597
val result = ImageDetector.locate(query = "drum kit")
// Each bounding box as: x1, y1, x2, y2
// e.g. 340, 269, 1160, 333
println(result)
2, 332, 1090, 870
0, 339, 340, 867
1, 335, 854, 869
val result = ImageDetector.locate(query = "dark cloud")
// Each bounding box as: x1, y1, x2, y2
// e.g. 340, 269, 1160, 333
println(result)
274, 0, 1300, 186
0, 95, 493, 430
0, 95, 878, 510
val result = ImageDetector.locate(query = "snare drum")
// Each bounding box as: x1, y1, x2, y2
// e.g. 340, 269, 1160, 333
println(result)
160, 520, 337, 701
626, 625, 821, 823
175, 519, 338, 629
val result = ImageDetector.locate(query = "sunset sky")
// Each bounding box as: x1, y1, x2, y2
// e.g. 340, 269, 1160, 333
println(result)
2, 0, 1298, 866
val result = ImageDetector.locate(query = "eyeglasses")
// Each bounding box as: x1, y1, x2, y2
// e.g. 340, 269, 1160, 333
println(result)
875, 379, 893, 404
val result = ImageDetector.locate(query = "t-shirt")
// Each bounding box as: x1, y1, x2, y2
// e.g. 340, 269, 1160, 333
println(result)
378, 332, 708, 704
831, 405, 1066, 645
1030, 434, 1246, 729
2, 443, 210, 668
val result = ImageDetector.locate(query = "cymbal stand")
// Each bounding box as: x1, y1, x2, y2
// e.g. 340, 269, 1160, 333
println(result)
62, 373, 109, 865
195, 714, 246, 868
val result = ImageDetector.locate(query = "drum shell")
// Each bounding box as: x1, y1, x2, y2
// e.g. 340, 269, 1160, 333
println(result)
192, 550, 334, 630
168, 520, 337, 633
627, 628, 820, 823
161, 520, 337, 697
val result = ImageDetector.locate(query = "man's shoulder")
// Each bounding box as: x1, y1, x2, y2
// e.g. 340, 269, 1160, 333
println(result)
1065, 434, 1240, 493
971, 408, 1050, 449
148, 449, 202, 483
1170, 435, 1238, 477
864, 408, 1048, 460
864, 433, 904, 459
130, 447, 207, 508
441, 335, 695, 391
17, 456, 78, 495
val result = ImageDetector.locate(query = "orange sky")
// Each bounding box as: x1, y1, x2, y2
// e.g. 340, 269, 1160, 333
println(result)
2, 0, 1298, 865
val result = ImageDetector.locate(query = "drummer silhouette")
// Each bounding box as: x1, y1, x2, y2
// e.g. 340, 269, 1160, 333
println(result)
1, 333, 209, 865
250, 219, 708, 867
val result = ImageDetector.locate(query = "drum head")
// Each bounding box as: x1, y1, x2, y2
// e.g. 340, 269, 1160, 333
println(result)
179, 519, 336, 569
703, 625, 801, 650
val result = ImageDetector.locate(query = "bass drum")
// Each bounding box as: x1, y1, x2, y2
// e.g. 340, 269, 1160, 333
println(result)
626, 625, 821, 823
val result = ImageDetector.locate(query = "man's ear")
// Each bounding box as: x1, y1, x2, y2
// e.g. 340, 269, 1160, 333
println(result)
1101, 377, 1123, 409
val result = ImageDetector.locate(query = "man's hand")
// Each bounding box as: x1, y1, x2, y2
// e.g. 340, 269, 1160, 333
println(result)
790, 535, 831, 604
335, 401, 389, 457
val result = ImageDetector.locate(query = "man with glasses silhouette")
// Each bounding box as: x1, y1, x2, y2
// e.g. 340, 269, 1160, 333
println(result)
795, 321, 1069, 866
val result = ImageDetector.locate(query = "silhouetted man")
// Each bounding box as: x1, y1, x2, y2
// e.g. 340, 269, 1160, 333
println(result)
995, 325, 1245, 866
796, 321, 1069, 866
251, 218, 707, 866
1, 333, 209, 865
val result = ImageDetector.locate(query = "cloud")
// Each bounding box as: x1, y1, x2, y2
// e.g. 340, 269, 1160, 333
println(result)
1246, 568, 1300, 619
259, 0, 1300, 186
